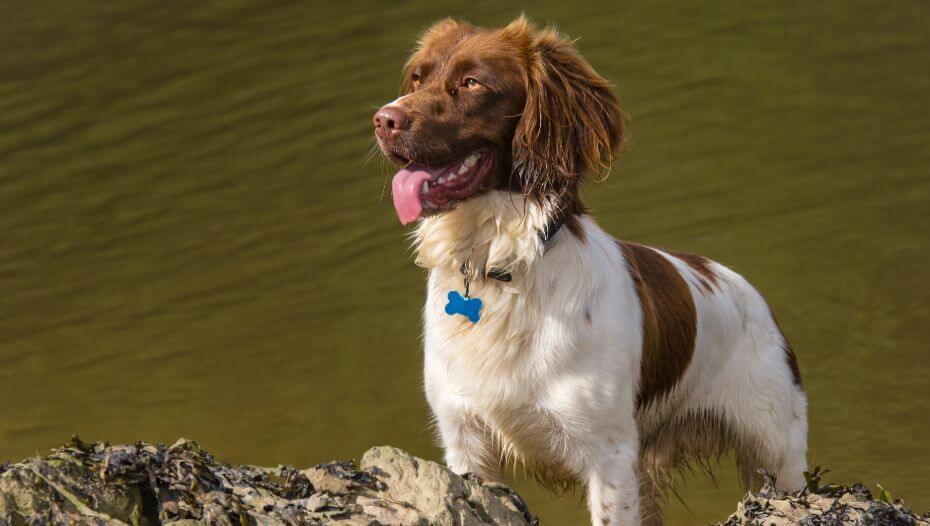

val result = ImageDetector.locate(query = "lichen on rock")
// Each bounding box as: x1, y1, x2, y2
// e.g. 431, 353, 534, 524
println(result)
2, 438, 927, 525
0, 436, 537, 525
714, 469, 929, 526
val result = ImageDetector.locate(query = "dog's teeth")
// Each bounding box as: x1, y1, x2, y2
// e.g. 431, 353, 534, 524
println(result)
458, 164, 469, 175
448, 173, 457, 181
464, 155, 477, 167
422, 181, 429, 194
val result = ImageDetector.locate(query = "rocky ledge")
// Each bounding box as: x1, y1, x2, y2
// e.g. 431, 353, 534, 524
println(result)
715, 468, 928, 526
0, 437, 535, 525
1, 437, 926, 525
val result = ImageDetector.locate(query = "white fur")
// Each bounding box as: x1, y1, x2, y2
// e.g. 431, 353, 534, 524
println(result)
415, 191, 808, 526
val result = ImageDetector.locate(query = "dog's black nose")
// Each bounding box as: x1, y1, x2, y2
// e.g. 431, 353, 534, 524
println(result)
374, 105, 411, 133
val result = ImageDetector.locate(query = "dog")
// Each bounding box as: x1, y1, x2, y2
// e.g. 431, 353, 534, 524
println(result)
373, 16, 808, 526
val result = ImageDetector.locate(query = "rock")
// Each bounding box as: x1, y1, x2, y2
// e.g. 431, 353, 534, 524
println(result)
0, 436, 538, 525
358, 446, 535, 526
2, 438, 927, 525
714, 469, 930, 526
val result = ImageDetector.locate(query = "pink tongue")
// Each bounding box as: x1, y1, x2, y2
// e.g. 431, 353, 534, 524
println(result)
391, 165, 443, 225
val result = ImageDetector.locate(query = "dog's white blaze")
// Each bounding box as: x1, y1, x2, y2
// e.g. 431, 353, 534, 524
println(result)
415, 191, 807, 526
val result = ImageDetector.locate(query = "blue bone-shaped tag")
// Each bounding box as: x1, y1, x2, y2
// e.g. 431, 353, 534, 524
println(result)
445, 290, 482, 323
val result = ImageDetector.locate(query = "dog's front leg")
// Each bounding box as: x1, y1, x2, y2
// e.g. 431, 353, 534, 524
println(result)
431, 400, 500, 482
586, 433, 641, 526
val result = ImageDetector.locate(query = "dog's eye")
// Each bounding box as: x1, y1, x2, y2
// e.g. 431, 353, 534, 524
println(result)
462, 77, 481, 89
410, 72, 421, 88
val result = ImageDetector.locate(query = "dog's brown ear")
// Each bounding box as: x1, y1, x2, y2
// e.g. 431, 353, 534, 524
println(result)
508, 18, 625, 202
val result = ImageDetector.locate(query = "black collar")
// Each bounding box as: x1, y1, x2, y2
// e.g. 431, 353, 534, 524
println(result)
460, 216, 564, 283
538, 215, 564, 245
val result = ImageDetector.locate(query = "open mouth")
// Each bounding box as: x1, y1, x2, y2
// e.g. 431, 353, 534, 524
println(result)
390, 149, 493, 224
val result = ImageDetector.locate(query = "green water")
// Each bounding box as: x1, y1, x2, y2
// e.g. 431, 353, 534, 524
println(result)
2, 1, 928, 523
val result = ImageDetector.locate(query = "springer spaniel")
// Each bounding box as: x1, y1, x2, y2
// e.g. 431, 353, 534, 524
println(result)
373, 16, 807, 526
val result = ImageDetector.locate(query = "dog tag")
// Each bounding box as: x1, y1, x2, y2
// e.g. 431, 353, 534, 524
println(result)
445, 290, 482, 323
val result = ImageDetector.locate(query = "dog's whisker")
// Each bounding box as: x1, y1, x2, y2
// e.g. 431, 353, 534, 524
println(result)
378, 159, 389, 204
363, 145, 381, 165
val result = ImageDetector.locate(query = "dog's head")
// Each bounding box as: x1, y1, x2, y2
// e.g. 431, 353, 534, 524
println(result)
375, 17, 624, 225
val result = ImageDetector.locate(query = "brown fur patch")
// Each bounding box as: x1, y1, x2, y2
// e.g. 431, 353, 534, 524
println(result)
666, 250, 719, 293
619, 242, 697, 410
765, 303, 804, 388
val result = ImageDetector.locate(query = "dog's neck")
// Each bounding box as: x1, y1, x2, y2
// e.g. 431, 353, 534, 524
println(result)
413, 191, 558, 277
